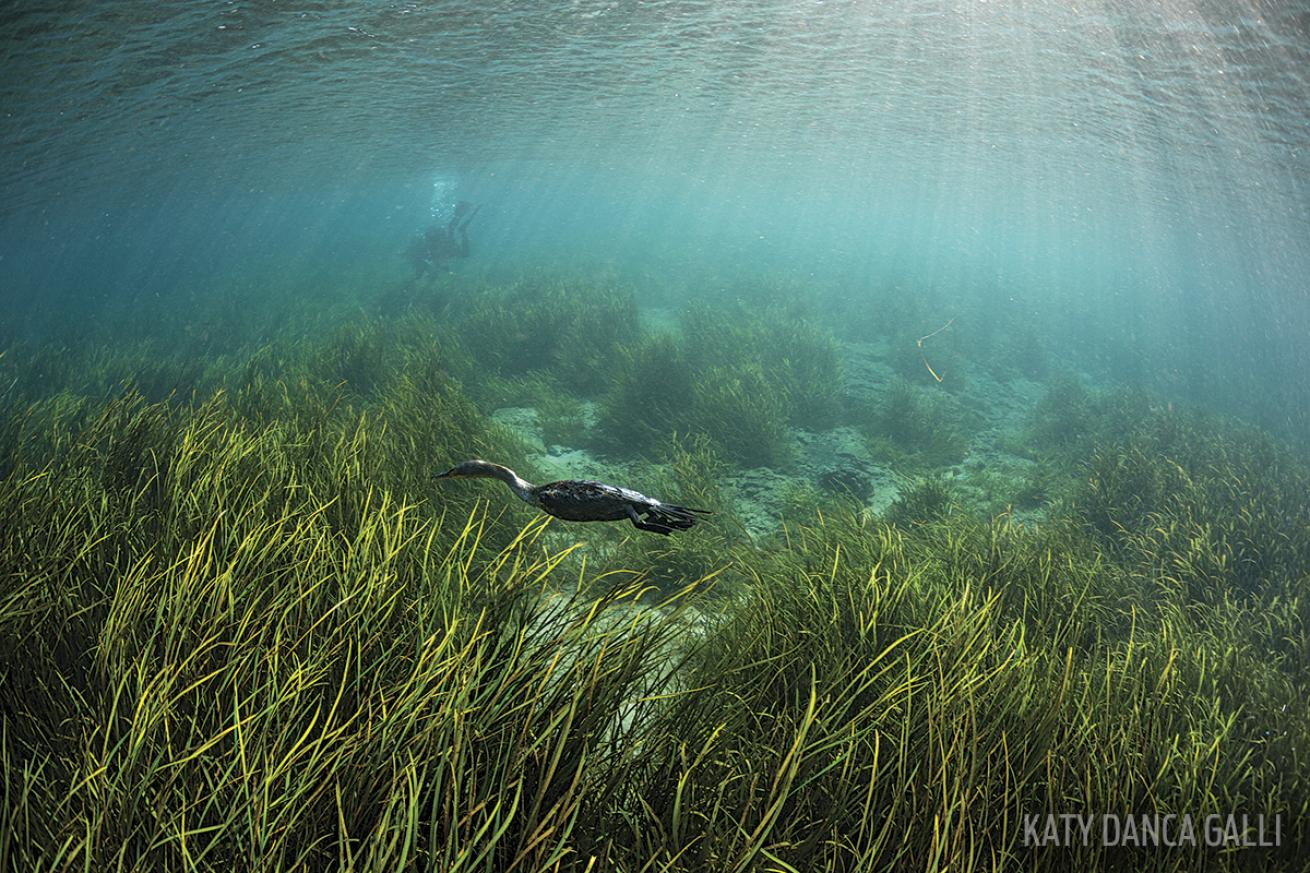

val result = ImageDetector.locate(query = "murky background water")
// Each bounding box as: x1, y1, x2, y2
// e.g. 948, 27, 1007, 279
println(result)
2, 0, 1308, 437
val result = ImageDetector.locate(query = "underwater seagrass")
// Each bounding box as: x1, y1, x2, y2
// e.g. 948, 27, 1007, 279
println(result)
1, 298, 1308, 872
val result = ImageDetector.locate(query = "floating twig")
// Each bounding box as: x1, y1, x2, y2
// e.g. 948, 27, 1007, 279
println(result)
915, 318, 955, 383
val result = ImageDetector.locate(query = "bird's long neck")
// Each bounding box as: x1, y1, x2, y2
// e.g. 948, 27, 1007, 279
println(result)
483, 463, 539, 506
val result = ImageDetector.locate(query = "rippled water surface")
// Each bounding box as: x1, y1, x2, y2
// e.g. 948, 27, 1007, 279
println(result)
5, 2, 1308, 198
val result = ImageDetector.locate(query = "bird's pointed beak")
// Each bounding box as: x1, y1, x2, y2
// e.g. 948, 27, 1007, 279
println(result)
434, 468, 455, 480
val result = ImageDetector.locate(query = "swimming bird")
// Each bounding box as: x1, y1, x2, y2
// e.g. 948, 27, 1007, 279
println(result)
434, 459, 711, 535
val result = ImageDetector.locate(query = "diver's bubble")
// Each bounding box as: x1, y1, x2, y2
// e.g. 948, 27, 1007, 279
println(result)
428, 174, 458, 224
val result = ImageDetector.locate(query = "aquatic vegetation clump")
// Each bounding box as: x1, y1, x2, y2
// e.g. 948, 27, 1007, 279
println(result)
776, 477, 827, 521
0, 336, 220, 411
602, 348, 795, 468
1013, 458, 1063, 508
607, 433, 744, 592
1079, 406, 1310, 603
885, 473, 957, 527
854, 377, 972, 470
0, 341, 84, 405
594, 301, 840, 465
595, 332, 695, 456
689, 363, 793, 468
457, 276, 640, 394
314, 319, 394, 398
1027, 370, 1097, 452
305, 313, 473, 404
681, 301, 844, 429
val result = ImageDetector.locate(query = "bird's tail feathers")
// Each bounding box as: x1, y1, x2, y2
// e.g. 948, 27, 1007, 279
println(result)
649, 503, 712, 530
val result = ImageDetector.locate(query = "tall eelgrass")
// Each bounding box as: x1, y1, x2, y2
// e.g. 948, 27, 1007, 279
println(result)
2, 302, 1307, 871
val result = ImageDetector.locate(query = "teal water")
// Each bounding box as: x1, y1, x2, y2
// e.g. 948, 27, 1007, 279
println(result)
1, 1, 1307, 437
5, 9, 1310, 866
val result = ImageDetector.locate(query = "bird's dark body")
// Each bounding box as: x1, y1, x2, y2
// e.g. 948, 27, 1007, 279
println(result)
535, 480, 652, 522
533, 479, 707, 533
435, 460, 709, 535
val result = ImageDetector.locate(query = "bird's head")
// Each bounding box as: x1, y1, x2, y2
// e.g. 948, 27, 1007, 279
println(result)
434, 459, 493, 480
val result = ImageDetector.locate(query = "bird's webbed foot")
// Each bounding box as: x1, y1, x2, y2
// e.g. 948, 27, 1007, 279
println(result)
626, 505, 674, 535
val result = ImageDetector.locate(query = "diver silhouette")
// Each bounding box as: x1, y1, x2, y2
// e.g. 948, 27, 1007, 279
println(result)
407, 200, 480, 279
